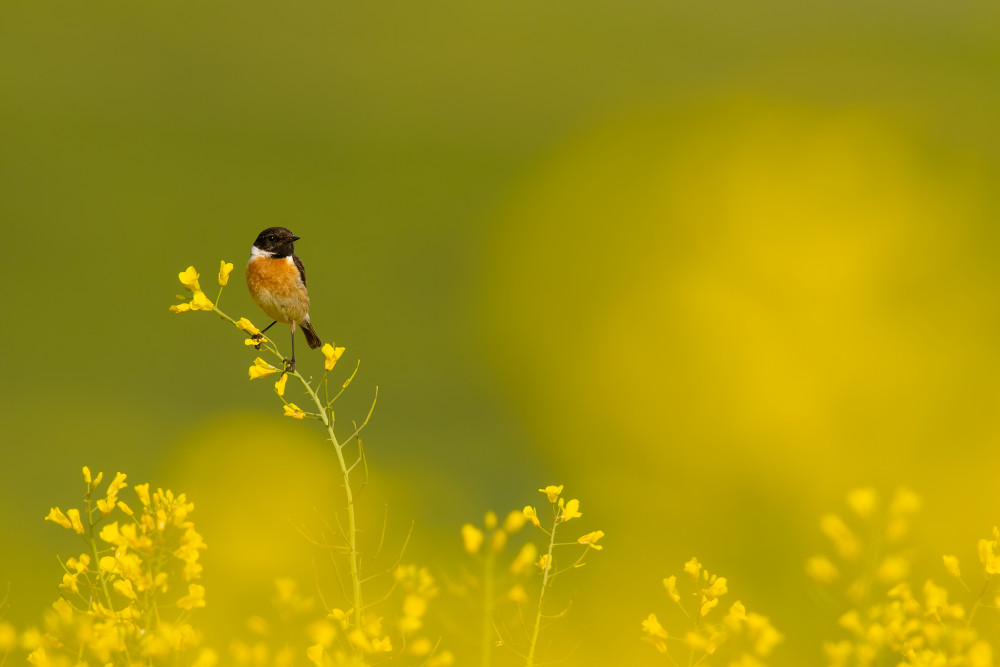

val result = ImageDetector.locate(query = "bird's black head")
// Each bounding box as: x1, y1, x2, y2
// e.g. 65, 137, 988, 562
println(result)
252, 227, 300, 258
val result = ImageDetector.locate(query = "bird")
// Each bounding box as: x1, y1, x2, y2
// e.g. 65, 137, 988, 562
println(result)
245, 227, 322, 372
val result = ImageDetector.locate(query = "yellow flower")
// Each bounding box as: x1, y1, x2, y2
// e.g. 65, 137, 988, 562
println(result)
484, 511, 498, 530
577, 530, 605, 550
820, 514, 860, 561
190, 290, 213, 311
503, 509, 526, 534
322, 343, 345, 371
44, 507, 72, 530
523, 505, 540, 527
510, 542, 538, 575
82, 466, 93, 485
218, 261, 234, 286
306, 644, 324, 667
283, 403, 306, 419
641, 613, 668, 653
178, 266, 201, 292
114, 578, 137, 600
169, 303, 191, 313
943, 555, 961, 579
177, 583, 206, 610
275, 373, 288, 396
702, 576, 727, 600
559, 498, 581, 522
461, 523, 484, 554
536, 554, 551, 571
663, 575, 681, 603
846, 487, 879, 519
67, 509, 84, 534
539, 485, 564, 503
805, 555, 840, 584
134, 483, 151, 507
235, 317, 261, 336
249, 357, 280, 380
245, 337, 266, 346
684, 557, 702, 579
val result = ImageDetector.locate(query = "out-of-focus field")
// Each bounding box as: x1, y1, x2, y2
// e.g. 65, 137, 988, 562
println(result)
3, 2, 1000, 664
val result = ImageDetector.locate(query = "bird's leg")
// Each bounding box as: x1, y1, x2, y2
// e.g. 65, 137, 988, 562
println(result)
285, 322, 297, 373
252, 320, 278, 350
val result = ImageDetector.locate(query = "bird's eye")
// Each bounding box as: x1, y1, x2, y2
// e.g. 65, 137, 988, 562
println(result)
267, 235, 277, 243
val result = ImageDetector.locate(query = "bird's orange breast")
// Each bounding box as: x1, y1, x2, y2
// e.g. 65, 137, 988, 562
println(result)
246, 256, 310, 324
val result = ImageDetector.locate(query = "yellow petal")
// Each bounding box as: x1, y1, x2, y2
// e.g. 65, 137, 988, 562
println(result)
218, 261, 235, 286
322, 343, 346, 371
190, 291, 213, 311
274, 373, 288, 396
178, 266, 201, 292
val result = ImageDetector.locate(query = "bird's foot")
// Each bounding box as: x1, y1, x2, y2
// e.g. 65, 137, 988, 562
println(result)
283, 358, 296, 374
251, 332, 264, 350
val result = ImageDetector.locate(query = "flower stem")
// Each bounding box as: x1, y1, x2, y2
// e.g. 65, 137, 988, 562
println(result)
526, 514, 559, 667
294, 366, 363, 626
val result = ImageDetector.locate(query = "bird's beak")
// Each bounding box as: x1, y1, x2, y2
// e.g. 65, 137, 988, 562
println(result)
291, 235, 301, 242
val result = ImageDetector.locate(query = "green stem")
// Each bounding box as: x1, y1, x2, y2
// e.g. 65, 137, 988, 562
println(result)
526, 514, 559, 667
212, 303, 364, 626
293, 367, 362, 625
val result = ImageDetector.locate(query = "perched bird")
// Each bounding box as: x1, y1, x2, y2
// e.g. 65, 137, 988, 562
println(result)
245, 227, 322, 372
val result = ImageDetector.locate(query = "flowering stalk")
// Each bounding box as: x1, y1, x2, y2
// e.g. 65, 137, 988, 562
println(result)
525, 512, 559, 667
170, 264, 373, 628
522, 486, 602, 667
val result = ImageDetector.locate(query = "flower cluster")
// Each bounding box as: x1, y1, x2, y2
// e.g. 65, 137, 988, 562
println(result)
32, 467, 212, 666
169, 265, 226, 313
228, 570, 452, 667
811, 489, 1000, 667
641, 557, 782, 664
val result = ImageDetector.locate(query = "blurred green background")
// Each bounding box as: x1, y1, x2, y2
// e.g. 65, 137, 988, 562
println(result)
4, 1, 1000, 664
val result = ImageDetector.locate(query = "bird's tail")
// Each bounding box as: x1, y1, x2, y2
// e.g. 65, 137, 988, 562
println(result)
301, 320, 323, 349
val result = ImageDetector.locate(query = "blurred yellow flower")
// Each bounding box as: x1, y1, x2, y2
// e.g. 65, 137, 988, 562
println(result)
846, 487, 879, 519
820, 513, 861, 562
44, 507, 72, 530
577, 530, 605, 550
684, 557, 702, 579
249, 357, 279, 380
943, 555, 961, 579
67, 508, 84, 534
134, 483, 150, 507
322, 343, 345, 371
177, 583, 206, 610
283, 403, 306, 419
169, 303, 191, 313
510, 542, 538, 575
178, 266, 200, 292
461, 523, 484, 554
306, 643, 323, 667
559, 499, 581, 522
539, 485, 563, 503
523, 505, 540, 527
113, 578, 137, 600
274, 373, 288, 397
536, 554, 551, 571
805, 555, 840, 584
484, 510, 498, 530
663, 575, 681, 603
218, 261, 234, 286
503, 509, 526, 534
641, 613, 668, 653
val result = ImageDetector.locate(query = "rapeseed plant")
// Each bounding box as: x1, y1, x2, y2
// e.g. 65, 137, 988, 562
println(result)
809, 488, 1000, 666
32, 467, 212, 666
641, 557, 782, 665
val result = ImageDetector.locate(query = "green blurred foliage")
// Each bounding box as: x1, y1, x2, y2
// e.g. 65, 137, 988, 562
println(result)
3, 1, 1000, 664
